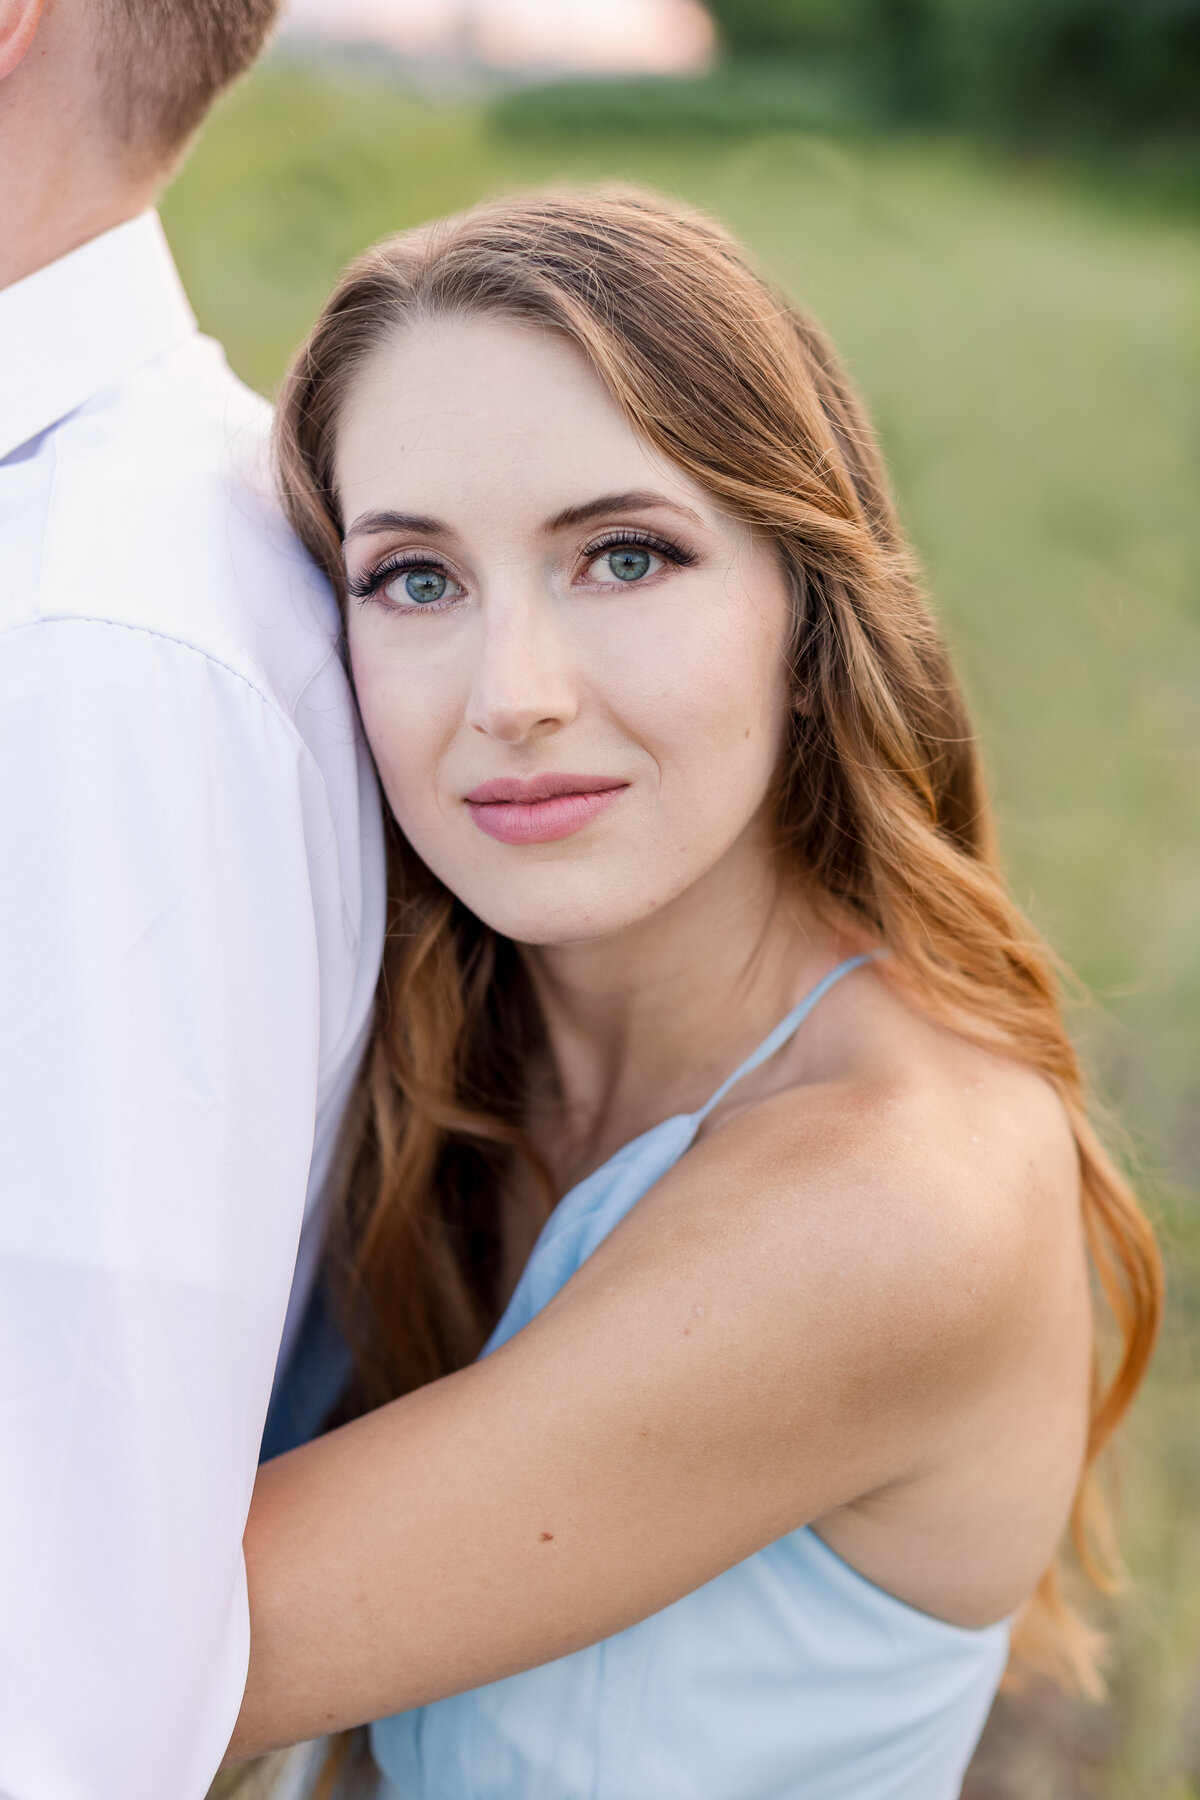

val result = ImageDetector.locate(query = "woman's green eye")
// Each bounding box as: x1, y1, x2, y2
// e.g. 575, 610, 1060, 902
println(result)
606, 547, 652, 582
403, 568, 447, 604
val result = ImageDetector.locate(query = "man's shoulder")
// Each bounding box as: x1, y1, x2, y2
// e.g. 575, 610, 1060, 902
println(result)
20, 333, 343, 721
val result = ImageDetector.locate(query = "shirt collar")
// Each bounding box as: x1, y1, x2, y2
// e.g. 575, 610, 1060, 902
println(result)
0, 210, 197, 463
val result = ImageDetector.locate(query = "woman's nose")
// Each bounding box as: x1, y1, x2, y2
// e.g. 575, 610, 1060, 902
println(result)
464, 602, 579, 745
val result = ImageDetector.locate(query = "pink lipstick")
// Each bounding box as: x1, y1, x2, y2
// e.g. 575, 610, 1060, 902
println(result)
464, 773, 628, 846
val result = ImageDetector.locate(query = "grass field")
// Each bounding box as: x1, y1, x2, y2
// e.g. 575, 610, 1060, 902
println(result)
164, 58, 1200, 1796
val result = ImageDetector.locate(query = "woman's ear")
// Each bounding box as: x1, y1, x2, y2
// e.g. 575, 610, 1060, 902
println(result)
0, 0, 46, 81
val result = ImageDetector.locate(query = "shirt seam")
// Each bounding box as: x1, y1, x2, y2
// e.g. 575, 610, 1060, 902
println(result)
1, 611, 313, 754
32, 428, 61, 595
3, 611, 374, 1062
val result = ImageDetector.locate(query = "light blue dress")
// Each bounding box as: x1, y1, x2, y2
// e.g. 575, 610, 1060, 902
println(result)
372, 955, 1010, 1800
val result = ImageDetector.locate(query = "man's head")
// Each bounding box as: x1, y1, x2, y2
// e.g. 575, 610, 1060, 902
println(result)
0, 0, 282, 284
94, 0, 281, 175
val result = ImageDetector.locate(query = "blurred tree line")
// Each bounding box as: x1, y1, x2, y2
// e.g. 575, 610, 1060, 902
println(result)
705, 0, 1200, 136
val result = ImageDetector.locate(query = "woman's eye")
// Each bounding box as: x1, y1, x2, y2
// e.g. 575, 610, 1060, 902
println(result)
384, 566, 455, 606
587, 545, 660, 584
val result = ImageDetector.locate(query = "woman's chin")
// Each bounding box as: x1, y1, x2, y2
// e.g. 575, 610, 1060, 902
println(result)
464, 902, 643, 950
447, 880, 669, 950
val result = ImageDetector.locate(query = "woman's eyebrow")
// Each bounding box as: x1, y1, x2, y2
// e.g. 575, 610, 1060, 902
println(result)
543, 491, 705, 533
343, 509, 450, 544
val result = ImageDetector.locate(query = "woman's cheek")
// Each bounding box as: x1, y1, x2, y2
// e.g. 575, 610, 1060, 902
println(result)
350, 637, 452, 832
614, 595, 781, 781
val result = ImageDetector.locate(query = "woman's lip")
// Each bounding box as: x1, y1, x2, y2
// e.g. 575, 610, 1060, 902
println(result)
464, 774, 627, 805
465, 779, 628, 846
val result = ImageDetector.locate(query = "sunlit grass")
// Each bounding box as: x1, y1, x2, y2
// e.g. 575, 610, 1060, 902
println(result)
165, 58, 1200, 1793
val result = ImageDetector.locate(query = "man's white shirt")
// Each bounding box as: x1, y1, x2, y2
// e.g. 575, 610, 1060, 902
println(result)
0, 213, 385, 1796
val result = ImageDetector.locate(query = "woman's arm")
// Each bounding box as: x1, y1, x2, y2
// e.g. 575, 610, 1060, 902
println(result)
230, 1070, 1080, 1759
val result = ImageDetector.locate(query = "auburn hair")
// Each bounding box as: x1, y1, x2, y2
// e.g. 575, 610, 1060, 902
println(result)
275, 185, 1162, 1690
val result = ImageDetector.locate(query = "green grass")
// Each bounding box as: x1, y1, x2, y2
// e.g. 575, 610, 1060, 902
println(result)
488, 58, 883, 139
164, 59, 1200, 1794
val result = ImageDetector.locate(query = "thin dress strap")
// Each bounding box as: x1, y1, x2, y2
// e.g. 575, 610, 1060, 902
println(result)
693, 952, 878, 1124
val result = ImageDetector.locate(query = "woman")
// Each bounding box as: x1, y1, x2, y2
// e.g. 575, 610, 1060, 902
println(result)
229, 188, 1161, 1799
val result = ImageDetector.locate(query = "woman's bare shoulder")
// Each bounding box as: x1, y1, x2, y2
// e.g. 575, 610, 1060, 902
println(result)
565, 981, 1090, 1526
667, 981, 1081, 1346
607, 987, 1092, 1619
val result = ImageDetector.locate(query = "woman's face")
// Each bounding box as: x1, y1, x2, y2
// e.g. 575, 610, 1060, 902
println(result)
336, 315, 793, 946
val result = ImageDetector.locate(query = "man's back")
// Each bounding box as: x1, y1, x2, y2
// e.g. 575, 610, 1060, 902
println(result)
0, 211, 384, 1797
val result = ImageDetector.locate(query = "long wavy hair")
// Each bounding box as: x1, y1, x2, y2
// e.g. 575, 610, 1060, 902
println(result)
275, 185, 1161, 1690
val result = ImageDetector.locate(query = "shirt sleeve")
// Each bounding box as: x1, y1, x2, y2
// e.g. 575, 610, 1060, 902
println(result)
0, 618, 326, 1798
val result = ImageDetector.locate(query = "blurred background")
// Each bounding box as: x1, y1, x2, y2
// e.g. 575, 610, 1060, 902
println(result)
163, 4, 1199, 1793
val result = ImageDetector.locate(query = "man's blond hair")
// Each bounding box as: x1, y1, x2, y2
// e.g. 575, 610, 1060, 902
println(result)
97, 0, 281, 169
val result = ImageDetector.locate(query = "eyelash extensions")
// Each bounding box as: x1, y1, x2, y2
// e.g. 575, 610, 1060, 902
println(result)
579, 528, 698, 571
345, 552, 450, 605
344, 528, 698, 607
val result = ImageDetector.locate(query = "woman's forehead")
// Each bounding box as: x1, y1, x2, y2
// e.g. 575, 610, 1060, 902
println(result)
334, 314, 723, 541
339, 314, 617, 447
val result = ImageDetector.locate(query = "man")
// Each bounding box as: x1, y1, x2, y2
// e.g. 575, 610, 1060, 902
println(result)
0, 2, 385, 1793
